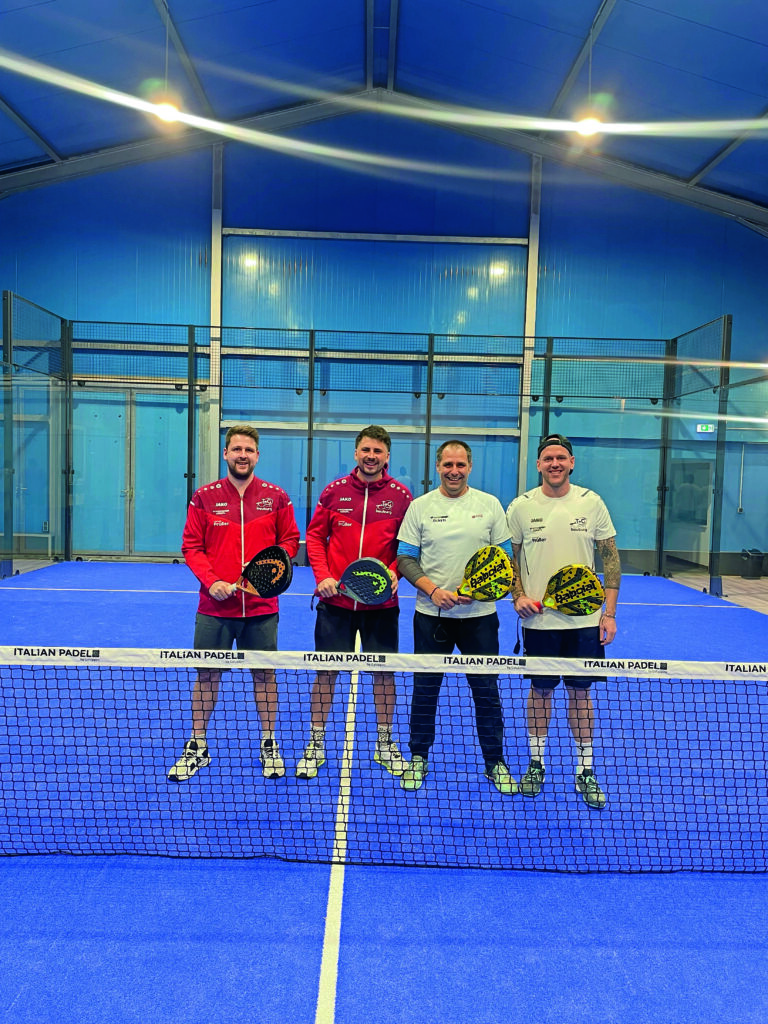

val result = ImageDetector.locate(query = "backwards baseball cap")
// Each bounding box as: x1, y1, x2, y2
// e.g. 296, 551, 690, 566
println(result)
537, 433, 573, 457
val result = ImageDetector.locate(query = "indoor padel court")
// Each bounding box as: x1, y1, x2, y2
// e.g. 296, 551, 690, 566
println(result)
1, 564, 767, 1024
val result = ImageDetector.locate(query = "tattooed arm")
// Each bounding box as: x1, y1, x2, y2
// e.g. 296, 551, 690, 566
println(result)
596, 536, 621, 644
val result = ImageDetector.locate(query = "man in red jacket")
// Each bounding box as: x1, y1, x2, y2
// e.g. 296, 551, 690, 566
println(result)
168, 424, 300, 783
298, 425, 413, 780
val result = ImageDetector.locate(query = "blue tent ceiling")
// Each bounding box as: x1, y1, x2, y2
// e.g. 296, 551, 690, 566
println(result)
0, 0, 767, 231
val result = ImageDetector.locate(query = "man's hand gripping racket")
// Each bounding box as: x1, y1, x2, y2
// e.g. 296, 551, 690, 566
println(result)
315, 557, 395, 605
230, 545, 294, 598
516, 564, 605, 618
432, 545, 516, 611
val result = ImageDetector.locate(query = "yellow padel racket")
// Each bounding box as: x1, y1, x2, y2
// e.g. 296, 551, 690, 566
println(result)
536, 564, 605, 615
455, 545, 516, 601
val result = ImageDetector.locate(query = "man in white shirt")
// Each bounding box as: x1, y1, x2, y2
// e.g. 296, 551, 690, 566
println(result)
507, 433, 621, 810
396, 439, 516, 795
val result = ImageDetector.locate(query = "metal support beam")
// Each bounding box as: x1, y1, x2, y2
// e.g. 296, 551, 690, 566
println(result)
389, 91, 768, 231
0, 93, 61, 162
548, 0, 618, 117
518, 154, 541, 495
1, 292, 14, 576
387, 0, 400, 91
0, 92, 368, 198
365, 0, 375, 91
152, 0, 217, 118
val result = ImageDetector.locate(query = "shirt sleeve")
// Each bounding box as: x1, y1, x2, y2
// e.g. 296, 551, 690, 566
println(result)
489, 497, 511, 546
506, 500, 523, 544
305, 500, 333, 583
593, 496, 616, 541
181, 499, 219, 590
396, 502, 422, 549
275, 501, 301, 559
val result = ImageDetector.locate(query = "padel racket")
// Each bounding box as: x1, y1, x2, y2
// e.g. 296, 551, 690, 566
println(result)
337, 557, 393, 605
536, 564, 605, 615
232, 545, 293, 598
455, 545, 515, 601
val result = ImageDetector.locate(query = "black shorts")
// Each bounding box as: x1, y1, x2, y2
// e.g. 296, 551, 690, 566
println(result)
193, 612, 278, 651
314, 602, 399, 654
522, 626, 602, 691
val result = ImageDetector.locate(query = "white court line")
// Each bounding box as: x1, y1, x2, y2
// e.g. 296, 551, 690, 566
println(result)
314, 665, 360, 1024
0, 586, 200, 594
0, 586, 746, 608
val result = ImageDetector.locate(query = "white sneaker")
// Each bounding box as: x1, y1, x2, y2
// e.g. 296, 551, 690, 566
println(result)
296, 736, 325, 780
168, 739, 210, 782
374, 738, 406, 776
260, 737, 285, 779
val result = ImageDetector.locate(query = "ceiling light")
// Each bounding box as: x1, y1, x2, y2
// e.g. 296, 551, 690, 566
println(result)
575, 117, 602, 137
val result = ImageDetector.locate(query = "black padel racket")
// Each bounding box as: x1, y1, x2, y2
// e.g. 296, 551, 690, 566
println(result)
233, 545, 293, 598
536, 564, 605, 615
337, 557, 393, 605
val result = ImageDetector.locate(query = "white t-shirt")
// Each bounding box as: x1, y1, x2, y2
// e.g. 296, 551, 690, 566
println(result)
398, 487, 510, 619
506, 483, 616, 631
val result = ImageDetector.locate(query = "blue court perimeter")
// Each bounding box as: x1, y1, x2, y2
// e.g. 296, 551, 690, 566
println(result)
1, 565, 767, 1023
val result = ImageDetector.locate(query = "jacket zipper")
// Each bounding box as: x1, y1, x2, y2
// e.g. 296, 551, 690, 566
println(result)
239, 492, 246, 617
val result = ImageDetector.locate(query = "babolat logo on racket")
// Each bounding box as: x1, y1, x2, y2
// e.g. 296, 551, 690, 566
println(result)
456, 545, 515, 601
538, 565, 605, 615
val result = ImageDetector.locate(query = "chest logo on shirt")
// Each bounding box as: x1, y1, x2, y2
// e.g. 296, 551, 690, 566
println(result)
337, 519, 354, 527
255, 498, 274, 511
570, 517, 588, 532
376, 500, 393, 514
213, 519, 229, 527
429, 515, 448, 523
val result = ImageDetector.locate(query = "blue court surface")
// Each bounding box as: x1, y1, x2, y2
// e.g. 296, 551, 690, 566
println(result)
1, 565, 767, 1023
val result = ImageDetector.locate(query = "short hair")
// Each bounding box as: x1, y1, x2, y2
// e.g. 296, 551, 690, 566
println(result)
436, 439, 472, 463
224, 424, 260, 449
355, 425, 391, 451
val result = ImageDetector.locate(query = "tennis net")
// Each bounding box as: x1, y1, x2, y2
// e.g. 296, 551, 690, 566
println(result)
2, 647, 766, 872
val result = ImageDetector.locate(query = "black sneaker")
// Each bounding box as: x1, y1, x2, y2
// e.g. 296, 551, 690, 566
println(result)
575, 769, 606, 809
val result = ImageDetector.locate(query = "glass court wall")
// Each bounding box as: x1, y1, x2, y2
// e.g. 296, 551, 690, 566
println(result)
3, 290, 765, 586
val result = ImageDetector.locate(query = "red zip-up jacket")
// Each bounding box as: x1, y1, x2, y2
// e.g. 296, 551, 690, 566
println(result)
182, 475, 300, 618
305, 468, 413, 610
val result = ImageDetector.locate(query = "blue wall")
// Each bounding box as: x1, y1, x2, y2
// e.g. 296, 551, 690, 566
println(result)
0, 151, 211, 323
1, 119, 766, 561
537, 163, 768, 360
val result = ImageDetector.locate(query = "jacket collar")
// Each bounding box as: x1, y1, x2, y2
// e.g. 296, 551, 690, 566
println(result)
348, 466, 391, 491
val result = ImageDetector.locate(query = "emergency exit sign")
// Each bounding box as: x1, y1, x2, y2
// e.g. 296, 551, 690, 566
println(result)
696, 424, 715, 433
